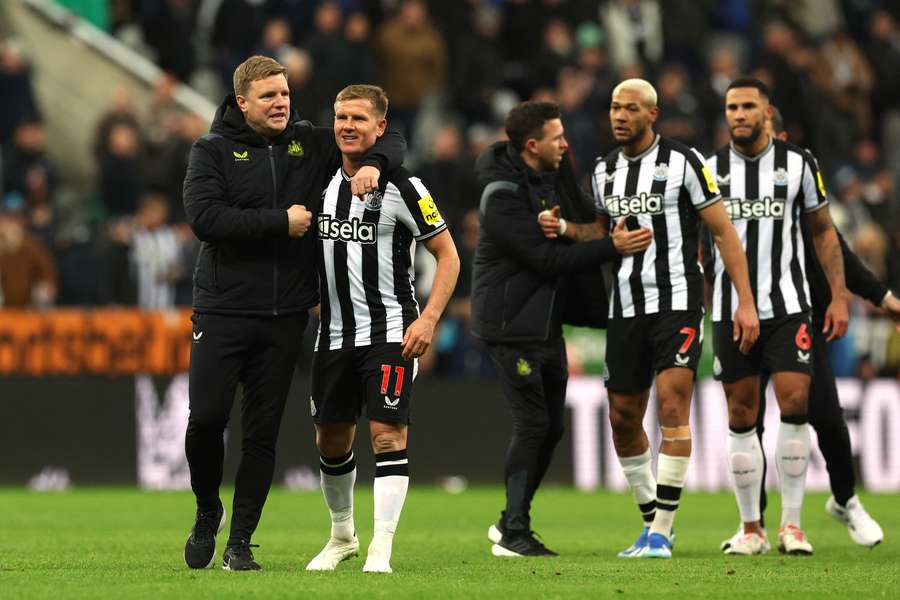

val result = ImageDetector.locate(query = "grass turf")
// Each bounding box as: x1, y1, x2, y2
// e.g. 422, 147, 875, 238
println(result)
0, 487, 896, 598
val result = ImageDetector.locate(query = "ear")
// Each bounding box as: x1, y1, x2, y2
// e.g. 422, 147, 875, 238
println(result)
648, 105, 660, 124
525, 138, 539, 155
236, 94, 248, 113
765, 104, 774, 120
376, 118, 387, 138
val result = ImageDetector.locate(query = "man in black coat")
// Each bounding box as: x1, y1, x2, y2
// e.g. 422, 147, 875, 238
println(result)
473, 100, 651, 557
181, 55, 404, 571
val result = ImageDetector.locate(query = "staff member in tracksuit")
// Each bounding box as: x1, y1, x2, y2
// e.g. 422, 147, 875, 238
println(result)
181, 55, 405, 571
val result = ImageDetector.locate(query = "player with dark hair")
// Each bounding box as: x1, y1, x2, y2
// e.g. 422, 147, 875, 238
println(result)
474, 100, 653, 557
706, 77, 849, 556
719, 105, 896, 552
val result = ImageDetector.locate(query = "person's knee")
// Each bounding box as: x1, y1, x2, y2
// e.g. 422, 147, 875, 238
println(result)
317, 436, 352, 457
187, 408, 228, 433
371, 426, 406, 454
609, 404, 642, 436
778, 385, 808, 416
315, 424, 355, 457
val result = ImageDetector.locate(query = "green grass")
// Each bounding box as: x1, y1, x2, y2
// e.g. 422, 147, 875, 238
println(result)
0, 487, 896, 598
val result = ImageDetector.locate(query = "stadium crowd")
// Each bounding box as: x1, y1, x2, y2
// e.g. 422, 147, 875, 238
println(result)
1, 0, 900, 378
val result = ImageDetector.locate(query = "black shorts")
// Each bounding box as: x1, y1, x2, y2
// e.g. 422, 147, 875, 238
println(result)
310, 343, 416, 424
604, 310, 704, 393
713, 314, 813, 383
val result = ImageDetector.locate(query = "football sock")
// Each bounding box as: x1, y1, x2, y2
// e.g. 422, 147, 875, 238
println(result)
651, 454, 690, 538
618, 449, 657, 527
373, 449, 409, 537
727, 427, 763, 523
776, 418, 810, 528
320, 451, 356, 540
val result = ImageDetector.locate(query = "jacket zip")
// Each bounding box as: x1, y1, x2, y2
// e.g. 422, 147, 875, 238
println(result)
268, 144, 279, 315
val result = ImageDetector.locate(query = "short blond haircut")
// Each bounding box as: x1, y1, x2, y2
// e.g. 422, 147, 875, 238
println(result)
334, 84, 389, 119
233, 55, 287, 97
612, 78, 658, 107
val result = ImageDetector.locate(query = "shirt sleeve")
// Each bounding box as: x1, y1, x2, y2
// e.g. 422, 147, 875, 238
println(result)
592, 160, 609, 215
683, 148, 721, 210
395, 175, 448, 241
801, 150, 829, 213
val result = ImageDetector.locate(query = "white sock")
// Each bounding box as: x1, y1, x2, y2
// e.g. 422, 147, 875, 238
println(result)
776, 420, 810, 528
650, 454, 690, 538
373, 450, 409, 538
320, 451, 356, 540
727, 427, 763, 524
618, 449, 657, 527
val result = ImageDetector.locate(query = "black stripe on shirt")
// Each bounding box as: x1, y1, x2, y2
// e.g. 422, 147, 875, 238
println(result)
624, 158, 644, 314
769, 143, 788, 316
334, 182, 357, 348
362, 203, 387, 344
651, 144, 672, 311
745, 159, 760, 306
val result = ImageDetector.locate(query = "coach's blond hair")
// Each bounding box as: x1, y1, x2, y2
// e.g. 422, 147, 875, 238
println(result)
334, 84, 389, 119
612, 78, 658, 107
233, 55, 287, 97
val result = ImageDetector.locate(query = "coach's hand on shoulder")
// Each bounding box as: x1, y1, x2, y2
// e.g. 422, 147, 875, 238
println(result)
401, 314, 436, 359
287, 204, 313, 237
611, 219, 652, 255
351, 165, 380, 199
733, 301, 760, 354
823, 296, 850, 341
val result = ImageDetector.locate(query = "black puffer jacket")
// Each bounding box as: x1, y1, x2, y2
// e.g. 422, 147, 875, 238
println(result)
183, 94, 404, 316
471, 142, 616, 343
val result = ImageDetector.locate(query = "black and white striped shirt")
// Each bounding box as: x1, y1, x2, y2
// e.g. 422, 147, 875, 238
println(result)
706, 138, 827, 322
316, 166, 447, 350
593, 135, 721, 318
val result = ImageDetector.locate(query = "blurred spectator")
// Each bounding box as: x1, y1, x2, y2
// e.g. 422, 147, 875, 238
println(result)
102, 192, 186, 307
93, 87, 141, 160
2, 120, 59, 210
834, 139, 896, 224
210, 0, 268, 90
0, 210, 56, 308
0, 40, 40, 145
142, 0, 196, 81
256, 17, 294, 63
282, 47, 328, 122
130, 193, 184, 308
146, 111, 207, 223
601, 0, 663, 73
302, 2, 352, 114
340, 11, 377, 86
865, 10, 900, 117
820, 31, 876, 135
375, 0, 447, 141
450, 5, 505, 126
532, 19, 575, 90
417, 124, 479, 232
758, 21, 809, 143
98, 121, 143, 218
655, 63, 703, 149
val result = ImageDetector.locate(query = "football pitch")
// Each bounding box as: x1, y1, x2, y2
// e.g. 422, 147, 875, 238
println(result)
1, 487, 896, 599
